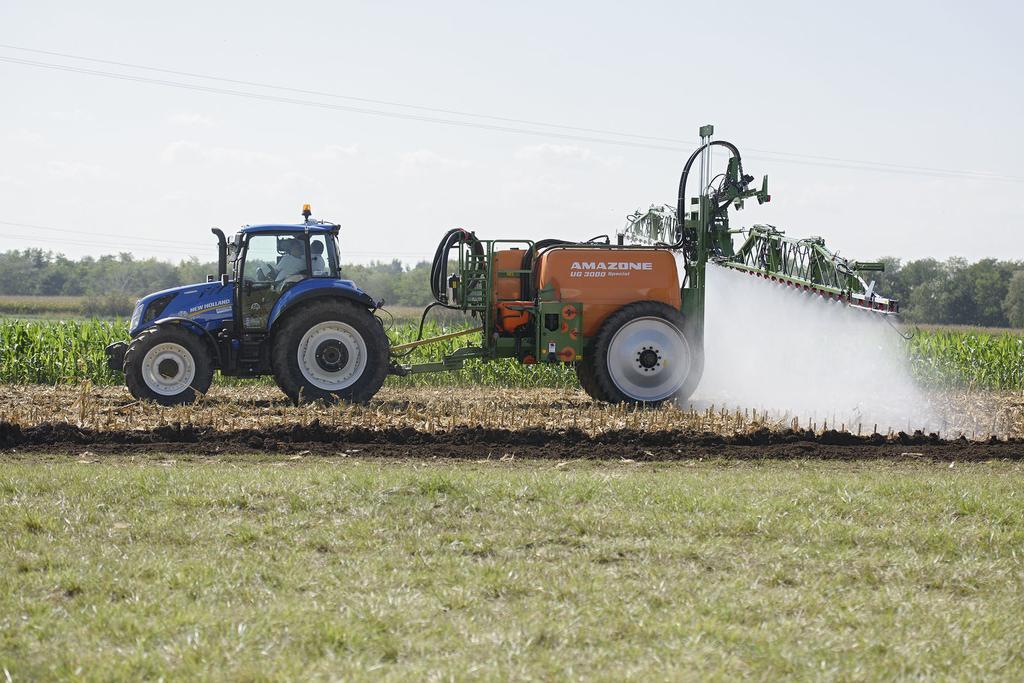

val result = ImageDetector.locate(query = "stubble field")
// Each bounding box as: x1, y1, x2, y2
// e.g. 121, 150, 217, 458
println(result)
3, 384, 1024, 458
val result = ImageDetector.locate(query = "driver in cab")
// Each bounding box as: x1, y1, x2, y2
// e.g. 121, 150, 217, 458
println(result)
275, 239, 308, 283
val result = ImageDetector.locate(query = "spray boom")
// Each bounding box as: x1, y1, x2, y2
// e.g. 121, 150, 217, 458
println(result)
625, 126, 899, 323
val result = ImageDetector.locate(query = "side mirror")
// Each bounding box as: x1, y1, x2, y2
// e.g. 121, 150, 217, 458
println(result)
221, 274, 229, 286
207, 274, 215, 283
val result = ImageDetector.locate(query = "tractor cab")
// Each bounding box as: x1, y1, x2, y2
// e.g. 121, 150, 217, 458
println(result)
230, 223, 343, 330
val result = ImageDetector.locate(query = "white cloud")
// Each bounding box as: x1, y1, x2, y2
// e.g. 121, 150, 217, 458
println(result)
398, 149, 473, 176
168, 112, 216, 127
312, 144, 360, 161
513, 143, 620, 169
45, 160, 108, 180
48, 109, 92, 122
515, 143, 593, 162
160, 140, 284, 166
0, 173, 25, 188
224, 169, 325, 199
6, 129, 45, 146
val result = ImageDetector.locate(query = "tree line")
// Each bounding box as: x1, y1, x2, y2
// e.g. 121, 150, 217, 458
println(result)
0, 249, 435, 314
2, 248, 1024, 327
874, 257, 1024, 328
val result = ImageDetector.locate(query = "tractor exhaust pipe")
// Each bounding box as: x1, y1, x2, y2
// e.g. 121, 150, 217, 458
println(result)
211, 228, 227, 280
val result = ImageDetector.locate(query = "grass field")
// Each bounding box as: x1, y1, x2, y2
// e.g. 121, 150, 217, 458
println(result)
1, 457, 1022, 680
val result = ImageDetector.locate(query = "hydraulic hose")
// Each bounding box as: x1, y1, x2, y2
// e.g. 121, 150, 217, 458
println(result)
519, 238, 571, 299
518, 235, 614, 298
400, 228, 484, 356
429, 228, 483, 307
672, 140, 743, 251
391, 301, 447, 358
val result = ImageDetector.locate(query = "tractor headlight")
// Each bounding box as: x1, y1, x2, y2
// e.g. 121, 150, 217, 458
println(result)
129, 301, 144, 332
130, 294, 174, 334
142, 294, 176, 325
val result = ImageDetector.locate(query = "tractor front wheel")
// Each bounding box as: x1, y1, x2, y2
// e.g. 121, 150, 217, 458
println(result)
592, 301, 703, 405
123, 326, 214, 405
271, 300, 389, 404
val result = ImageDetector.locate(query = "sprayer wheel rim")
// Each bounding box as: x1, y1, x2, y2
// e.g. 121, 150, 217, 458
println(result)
605, 316, 691, 402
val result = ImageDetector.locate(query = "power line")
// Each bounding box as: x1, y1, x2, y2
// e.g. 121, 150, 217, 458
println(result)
0, 47, 1021, 184
0, 231, 198, 257
0, 55, 688, 153
0, 219, 199, 247
3, 43, 1017, 182
0, 43, 694, 146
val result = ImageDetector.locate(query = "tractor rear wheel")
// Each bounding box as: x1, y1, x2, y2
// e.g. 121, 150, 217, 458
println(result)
123, 326, 214, 405
592, 301, 702, 405
271, 300, 389, 404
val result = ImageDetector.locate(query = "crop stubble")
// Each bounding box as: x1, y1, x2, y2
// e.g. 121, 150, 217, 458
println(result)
2, 385, 1024, 460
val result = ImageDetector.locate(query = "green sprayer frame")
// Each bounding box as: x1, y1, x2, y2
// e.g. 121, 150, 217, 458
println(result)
396, 125, 898, 376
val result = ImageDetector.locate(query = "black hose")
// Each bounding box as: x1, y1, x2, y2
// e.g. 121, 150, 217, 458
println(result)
673, 140, 743, 251
519, 238, 571, 299
429, 228, 482, 306
429, 228, 460, 304
392, 301, 448, 358
391, 229, 483, 360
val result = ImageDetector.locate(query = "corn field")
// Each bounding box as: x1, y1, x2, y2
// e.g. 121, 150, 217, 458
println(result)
1, 319, 125, 385
0, 318, 577, 388
906, 329, 1024, 390
1, 318, 1023, 390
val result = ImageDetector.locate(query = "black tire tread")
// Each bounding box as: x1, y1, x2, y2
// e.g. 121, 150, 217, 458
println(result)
270, 300, 389, 404
123, 325, 214, 406
574, 353, 609, 401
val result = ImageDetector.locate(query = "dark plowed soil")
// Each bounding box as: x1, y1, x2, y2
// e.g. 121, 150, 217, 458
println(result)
2, 421, 1023, 461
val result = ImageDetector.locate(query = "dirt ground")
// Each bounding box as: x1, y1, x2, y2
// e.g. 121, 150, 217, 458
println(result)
1, 385, 1023, 461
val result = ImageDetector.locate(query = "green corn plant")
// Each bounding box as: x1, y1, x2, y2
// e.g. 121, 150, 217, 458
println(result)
3, 319, 1023, 391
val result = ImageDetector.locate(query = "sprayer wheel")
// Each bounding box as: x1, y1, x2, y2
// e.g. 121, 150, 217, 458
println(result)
574, 354, 610, 402
592, 301, 703, 405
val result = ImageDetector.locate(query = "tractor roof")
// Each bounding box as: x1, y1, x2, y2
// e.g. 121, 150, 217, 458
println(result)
238, 222, 340, 235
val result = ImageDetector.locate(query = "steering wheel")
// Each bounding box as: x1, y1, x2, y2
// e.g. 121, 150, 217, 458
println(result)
274, 274, 305, 292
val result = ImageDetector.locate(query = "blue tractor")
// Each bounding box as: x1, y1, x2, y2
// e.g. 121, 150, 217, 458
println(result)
105, 206, 390, 405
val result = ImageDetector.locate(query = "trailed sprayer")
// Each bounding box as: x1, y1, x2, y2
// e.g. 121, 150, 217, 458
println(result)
394, 125, 897, 403
107, 126, 897, 405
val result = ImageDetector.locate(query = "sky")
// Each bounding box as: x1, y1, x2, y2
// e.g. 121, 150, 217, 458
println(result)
1, 0, 1022, 265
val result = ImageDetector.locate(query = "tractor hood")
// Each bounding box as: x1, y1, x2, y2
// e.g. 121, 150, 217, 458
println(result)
130, 280, 234, 336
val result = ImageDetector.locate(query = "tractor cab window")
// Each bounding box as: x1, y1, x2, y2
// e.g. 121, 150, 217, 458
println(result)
309, 234, 339, 278
243, 235, 309, 285
240, 234, 311, 331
